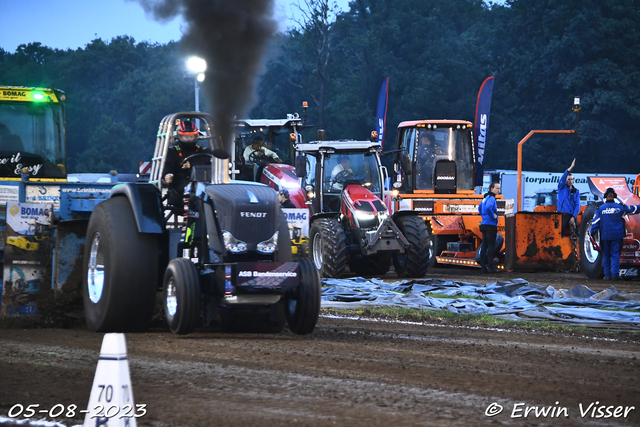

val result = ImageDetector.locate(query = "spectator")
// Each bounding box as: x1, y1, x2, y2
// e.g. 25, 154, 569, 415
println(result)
558, 158, 580, 235
590, 187, 640, 280
478, 182, 501, 273
279, 189, 296, 208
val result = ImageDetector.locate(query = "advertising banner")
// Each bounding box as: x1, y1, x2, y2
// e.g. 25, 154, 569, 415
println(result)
1, 202, 53, 316
376, 77, 389, 148
282, 208, 309, 238
474, 76, 495, 187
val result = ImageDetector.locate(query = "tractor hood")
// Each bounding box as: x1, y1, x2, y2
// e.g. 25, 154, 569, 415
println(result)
341, 184, 389, 229
341, 184, 388, 214
205, 182, 279, 249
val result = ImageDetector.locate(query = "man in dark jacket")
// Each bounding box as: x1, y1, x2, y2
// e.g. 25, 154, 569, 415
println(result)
558, 158, 580, 235
278, 189, 296, 208
590, 187, 640, 280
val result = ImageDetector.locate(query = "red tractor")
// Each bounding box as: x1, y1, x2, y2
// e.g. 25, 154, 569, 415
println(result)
294, 137, 430, 278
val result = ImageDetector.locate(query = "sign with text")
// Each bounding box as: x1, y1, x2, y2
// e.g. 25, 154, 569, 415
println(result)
1, 202, 53, 316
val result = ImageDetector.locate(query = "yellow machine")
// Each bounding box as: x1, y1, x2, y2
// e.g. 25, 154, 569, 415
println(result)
390, 119, 510, 270
391, 114, 583, 272
6, 236, 39, 251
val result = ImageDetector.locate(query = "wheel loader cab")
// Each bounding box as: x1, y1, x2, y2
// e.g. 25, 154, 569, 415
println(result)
396, 122, 474, 192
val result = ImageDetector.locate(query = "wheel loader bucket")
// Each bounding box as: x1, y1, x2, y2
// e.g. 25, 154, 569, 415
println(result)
505, 211, 577, 271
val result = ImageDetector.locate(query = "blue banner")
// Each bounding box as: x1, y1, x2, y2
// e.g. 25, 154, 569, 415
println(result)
474, 76, 494, 187
376, 77, 389, 148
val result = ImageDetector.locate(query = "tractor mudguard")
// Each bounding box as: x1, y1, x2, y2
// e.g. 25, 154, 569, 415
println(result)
110, 183, 164, 234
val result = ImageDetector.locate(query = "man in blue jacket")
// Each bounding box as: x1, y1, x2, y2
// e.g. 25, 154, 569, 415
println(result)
478, 182, 501, 273
558, 158, 580, 235
590, 187, 640, 280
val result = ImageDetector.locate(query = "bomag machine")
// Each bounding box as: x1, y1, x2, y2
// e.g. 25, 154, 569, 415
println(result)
0, 86, 133, 316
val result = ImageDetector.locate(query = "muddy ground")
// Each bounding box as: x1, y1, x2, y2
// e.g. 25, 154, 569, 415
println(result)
1, 268, 639, 427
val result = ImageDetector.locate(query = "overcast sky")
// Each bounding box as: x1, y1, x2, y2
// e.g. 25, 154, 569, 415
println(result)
0, 0, 351, 53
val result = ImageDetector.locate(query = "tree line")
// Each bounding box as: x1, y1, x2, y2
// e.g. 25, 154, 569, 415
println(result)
0, 0, 638, 175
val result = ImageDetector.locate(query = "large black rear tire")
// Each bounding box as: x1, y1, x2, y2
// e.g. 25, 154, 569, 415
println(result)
579, 204, 604, 279
285, 258, 321, 335
163, 258, 201, 335
309, 218, 347, 278
83, 196, 159, 332
393, 216, 430, 278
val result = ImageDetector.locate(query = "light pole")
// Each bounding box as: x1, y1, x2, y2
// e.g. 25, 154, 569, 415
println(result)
185, 56, 206, 111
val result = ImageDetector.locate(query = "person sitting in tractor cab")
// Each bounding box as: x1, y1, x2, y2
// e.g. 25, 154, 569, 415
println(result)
416, 131, 442, 189
243, 136, 282, 181
330, 155, 354, 191
163, 119, 211, 209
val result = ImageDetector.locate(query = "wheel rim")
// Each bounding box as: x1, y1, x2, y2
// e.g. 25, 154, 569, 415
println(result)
166, 277, 178, 317
312, 232, 323, 270
87, 233, 105, 304
583, 220, 600, 263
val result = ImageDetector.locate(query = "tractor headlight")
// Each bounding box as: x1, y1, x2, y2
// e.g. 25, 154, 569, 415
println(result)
222, 231, 247, 254
355, 211, 376, 221
355, 211, 378, 228
257, 231, 278, 254
378, 211, 389, 221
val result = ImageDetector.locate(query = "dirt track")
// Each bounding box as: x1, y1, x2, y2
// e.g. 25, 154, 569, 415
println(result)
1, 268, 639, 427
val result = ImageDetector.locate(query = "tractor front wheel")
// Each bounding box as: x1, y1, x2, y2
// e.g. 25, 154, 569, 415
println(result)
163, 258, 201, 335
285, 258, 321, 335
393, 216, 430, 278
309, 218, 347, 278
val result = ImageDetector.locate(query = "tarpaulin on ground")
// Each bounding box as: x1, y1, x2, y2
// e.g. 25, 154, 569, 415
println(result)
321, 277, 640, 327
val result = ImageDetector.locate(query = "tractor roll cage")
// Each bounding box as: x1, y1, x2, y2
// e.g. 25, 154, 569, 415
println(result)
149, 112, 227, 191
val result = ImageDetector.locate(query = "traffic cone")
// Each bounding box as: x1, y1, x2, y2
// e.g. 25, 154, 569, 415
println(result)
83, 333, 138, 427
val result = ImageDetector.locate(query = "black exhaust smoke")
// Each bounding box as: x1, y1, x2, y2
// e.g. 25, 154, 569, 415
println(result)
131, 0, 278, 152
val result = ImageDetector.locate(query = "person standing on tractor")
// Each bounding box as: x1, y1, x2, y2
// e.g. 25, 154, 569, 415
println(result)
163, 119, 210, 207
278, 189, 296, 208
243, 136, 281, 181
558, 158, 580, 235
590, 187, 640, 280
478, 182, 501, 273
